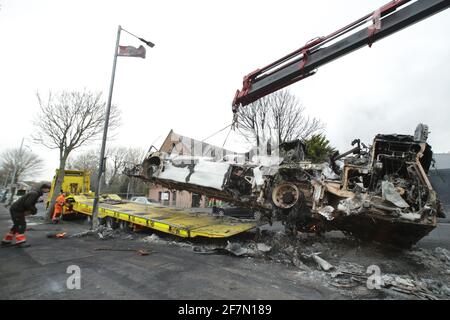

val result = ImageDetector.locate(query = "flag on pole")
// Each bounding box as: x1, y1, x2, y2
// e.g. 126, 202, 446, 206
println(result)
118, 45, 146, 58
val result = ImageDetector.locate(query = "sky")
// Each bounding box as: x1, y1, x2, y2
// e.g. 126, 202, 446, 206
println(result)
0, 0, 449, 181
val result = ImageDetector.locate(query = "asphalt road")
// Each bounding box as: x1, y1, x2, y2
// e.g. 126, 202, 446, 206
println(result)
0, 204, 343, 300
418, 221, 450, 250
0, 203, 448, 300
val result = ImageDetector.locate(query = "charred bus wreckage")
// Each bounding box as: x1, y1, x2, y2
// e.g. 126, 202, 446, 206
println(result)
130, 124, 444, 248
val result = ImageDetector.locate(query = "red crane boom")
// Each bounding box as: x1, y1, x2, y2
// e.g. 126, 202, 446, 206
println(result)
232, 0, 450, 113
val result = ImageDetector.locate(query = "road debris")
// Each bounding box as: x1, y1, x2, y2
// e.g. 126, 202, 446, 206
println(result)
378, 274, 443, 300
94, 247, 151, 256
69, 229, 97, 238
36, 213, 450, 300
312, 254, 334, 271
299, 252, 334, 271
46, 232, 67, 238
224, 241, 253, 256
141, 233, 195, 249
122, 234, 134, 240
223, 229, 450, 299
68, 226, 118, 240
192, 242, 254, 257
141, 234, 163, 243
435, 247, 450, 264
192, 241, 272, 257
192, 246, 220, 255
256, 243, 272, 253
138, 249, 150, 256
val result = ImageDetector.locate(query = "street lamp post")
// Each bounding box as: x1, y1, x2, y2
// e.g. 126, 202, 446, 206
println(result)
91, 25, 121, 229
91, 25, 154, 229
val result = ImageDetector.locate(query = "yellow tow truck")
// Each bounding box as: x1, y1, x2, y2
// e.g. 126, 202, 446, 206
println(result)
47, 169, 256, 238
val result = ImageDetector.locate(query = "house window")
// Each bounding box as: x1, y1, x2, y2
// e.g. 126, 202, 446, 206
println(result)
192, 193, 201, 208
159, 191, 170, 206
159, 191, 170, 201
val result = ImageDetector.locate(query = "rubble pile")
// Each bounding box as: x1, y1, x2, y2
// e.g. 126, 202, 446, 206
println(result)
58, 218, 450, 300
211, 230, 450, 300
75, 221, 450, 300
69, 225, 121, 240
404, 247, 450, 273
141, 233, 193, 248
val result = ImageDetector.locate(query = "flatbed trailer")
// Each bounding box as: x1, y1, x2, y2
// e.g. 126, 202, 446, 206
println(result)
48, 169, 256, 239
70, 195, 256, 238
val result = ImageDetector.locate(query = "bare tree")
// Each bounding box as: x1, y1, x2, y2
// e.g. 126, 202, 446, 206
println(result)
67, 151, 99, 173
0, 169, 9, 187
123, 147, 146, 168
238, 90, 324, 148
67, 146, 145, 195
67, 149, 100, 190
33, 90, 121, 219
104, 147, 146, 193
237, 94, 271, 148
105, 146, 129, 186
0, 148, 44, 183
116, 147, 147, 197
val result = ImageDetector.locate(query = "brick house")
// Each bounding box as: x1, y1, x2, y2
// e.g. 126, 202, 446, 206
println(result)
148, 130, 243, 208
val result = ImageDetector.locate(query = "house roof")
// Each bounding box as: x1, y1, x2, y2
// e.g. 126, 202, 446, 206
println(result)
159, 129, 241, 160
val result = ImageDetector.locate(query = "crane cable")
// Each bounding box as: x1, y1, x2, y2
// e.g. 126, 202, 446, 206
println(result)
201, 122, 233, 142
222, 126, 232, 149
201, 116, 240, 149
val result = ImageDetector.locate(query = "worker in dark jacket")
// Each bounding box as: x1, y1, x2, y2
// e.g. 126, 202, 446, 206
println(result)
1, 183, 51, 245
